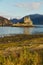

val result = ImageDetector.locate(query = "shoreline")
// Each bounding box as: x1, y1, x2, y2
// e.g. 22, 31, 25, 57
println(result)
0, 34, 43, 44
0, 25, 43, 27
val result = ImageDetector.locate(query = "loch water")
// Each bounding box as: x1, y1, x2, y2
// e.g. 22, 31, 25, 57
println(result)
0, 25, 43, 37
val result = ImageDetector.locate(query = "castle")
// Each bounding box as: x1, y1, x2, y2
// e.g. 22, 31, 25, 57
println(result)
24, 16, 33, 25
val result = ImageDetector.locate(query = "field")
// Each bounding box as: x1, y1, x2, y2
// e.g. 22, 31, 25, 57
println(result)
0, 34, 43, 65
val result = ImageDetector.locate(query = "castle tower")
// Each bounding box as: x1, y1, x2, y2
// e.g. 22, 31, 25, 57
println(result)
24, 16, 33, 25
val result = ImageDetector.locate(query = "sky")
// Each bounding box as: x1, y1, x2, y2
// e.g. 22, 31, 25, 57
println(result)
0, 0, 43, 19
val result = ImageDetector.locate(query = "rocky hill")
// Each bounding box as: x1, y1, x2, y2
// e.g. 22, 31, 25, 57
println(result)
0, 16, 12, 26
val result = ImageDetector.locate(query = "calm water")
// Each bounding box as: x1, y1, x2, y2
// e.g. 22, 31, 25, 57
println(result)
0, 25, 43, 36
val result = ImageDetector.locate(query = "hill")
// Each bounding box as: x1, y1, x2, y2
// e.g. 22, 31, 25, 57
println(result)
0, 16, 12, 26
10, 18, 24, 24
0, 14, 43, 26
10, 14, 43, 25
29, 14, 43, 25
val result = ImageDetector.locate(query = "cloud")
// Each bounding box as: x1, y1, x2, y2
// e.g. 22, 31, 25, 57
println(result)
14, 2, 43, 11
32, 2, 40, 10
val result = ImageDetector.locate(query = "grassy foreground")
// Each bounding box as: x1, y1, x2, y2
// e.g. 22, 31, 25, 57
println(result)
0, 34, 43, 65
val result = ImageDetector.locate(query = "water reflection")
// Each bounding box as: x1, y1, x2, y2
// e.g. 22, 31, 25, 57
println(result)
24, 27, 29, 34
0, 26, 43, 36
23, 27, 33, 34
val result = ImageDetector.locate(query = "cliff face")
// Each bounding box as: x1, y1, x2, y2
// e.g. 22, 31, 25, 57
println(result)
0, 16, 12, 26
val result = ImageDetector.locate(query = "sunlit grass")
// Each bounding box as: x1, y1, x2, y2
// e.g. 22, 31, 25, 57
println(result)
0, 34, 43, 65
0, 46, 40, 65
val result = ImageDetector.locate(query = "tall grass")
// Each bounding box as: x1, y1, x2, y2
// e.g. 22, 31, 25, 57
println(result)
0, 47, 39, 65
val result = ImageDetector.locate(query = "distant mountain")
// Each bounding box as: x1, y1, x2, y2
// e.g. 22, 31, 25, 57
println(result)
10, 18, 24, 24
10, 19, 18, 24
29, 14, 43, 25
10, 14, 43, 25
0, 16, 12, 26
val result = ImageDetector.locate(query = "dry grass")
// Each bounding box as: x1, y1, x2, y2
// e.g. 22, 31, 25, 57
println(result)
0, 34, 43, 65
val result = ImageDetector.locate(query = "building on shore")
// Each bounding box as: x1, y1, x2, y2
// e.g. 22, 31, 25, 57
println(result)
24, 16, 33, 25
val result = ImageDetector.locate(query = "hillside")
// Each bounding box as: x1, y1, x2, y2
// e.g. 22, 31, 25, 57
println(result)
10, 14, 43, 25
10, 18, 24, 24
29, 14, 43, 25
0, 16, 12, 26
0, 14, 43, 26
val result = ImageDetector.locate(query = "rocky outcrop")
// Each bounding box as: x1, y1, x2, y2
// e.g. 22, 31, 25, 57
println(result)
0, 16, 12, 26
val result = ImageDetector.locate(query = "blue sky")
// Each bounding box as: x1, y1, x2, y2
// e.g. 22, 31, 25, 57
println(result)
0, 0, 43, 18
